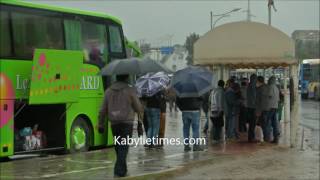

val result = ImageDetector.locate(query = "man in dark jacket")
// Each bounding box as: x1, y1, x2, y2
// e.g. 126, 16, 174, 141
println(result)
176, 96, 203, 151
246, 74, 257, 142
256, 76, 271, 142
98, 74, 143, 177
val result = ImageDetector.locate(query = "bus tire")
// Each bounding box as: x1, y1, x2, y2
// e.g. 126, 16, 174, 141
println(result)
70, 117, 92, 153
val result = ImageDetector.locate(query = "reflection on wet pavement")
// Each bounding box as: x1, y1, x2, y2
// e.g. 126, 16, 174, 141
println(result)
0, 101, 319, 179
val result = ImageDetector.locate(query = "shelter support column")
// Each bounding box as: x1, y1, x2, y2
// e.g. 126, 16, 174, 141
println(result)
289, 64, 300, 148
222, 65, 230, 82
283, 67, 290, 145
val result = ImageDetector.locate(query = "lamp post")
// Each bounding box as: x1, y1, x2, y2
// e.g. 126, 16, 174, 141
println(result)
210, 8, 241, 30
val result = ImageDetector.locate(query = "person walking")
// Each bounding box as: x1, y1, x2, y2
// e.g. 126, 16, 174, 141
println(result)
202, 91, 211, 135
239, 79, 248, 132
98, 74, 143, 177
256, 76, 271, 142
267, 76, 280, 143
167, 87, 177, 113
246, 74, 258, 142
142, 91, 164, 148
158, 90, 167, 146
210, 80, 225, 142
225, 81, 241, 140
176, 96, 204, 151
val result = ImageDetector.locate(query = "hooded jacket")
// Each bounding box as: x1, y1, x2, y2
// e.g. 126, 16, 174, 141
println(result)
256, 83, 271, 113
210, 86, 225, 112
99, 81, 143, 125
246, 74, 257, 109
267, 76, 280, 109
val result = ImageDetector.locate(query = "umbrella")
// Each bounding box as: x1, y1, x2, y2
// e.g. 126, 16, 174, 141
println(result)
100, 57, 171, 75
135, 72, 170, 97
171, 66, 214, 97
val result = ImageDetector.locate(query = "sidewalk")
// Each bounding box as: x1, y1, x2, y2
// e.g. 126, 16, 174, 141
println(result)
0, 109, 319, 179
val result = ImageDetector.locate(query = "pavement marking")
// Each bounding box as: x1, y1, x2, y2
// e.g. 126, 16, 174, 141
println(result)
0, 152, 199, 179
64, 158, 113, 164
41, 166, 111, 178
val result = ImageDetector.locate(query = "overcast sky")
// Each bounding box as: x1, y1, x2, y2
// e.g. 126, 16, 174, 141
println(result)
28, 0, 319, 46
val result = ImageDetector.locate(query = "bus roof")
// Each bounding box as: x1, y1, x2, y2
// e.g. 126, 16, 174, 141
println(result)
1, 0, 122, 25
302, 59, 320, 65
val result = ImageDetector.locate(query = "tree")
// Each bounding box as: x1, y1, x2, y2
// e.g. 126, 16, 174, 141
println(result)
140, 43, 151, 55
184, 33, 200, 65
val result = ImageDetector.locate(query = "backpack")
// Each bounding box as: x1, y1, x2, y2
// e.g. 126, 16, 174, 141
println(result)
107, 88, 131, 121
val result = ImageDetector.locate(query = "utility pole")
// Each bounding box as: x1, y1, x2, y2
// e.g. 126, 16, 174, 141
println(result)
247, 0, 251, 21
210, 11, 213, 30
268, 1, 271, 25
268, 0, 277, 26
210, 8, 241, 30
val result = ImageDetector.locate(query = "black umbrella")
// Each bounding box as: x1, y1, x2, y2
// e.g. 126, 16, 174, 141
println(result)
172, 66, 214, 97
100, 57, 171, 75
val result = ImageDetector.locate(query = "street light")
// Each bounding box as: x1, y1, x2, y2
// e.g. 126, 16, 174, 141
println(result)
210, 8, 241, 29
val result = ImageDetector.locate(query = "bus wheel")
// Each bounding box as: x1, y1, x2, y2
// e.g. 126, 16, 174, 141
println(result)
70, 117, 91, 153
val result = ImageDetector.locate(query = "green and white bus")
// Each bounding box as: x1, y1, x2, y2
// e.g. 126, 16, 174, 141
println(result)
0, 0, 128, 158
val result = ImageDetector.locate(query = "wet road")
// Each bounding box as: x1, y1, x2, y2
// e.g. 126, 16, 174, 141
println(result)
0, 101, 319, 179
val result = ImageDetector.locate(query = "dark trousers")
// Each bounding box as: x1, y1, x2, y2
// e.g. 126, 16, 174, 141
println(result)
112, 123, 133, 177
247, 108, 256, 141
239, 106, 247, 132
210, 113, 224, 141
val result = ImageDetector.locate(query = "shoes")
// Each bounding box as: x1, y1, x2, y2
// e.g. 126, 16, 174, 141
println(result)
271, 138, 279, 144
193, 145, 204, 151
184, 145, 191, 152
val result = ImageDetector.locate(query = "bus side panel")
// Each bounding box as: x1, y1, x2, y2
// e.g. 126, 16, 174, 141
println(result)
0, 100, 14, 157
97, 96, 114, 146
65, 64, 113, 150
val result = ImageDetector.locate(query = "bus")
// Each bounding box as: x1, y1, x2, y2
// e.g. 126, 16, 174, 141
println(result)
0, 0, 128, 158
300, 59, 320, 100
125, 38, 142, 58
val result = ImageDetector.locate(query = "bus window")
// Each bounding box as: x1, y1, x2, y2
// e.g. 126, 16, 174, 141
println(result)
0, 10, 12, 57
11, 12, 64, 59
64, 19, 82, 51
81, 21, 108, 68
109, 25, 123, 53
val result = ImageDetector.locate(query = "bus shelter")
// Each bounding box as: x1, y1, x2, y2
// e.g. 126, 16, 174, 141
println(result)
194, 21, 299, 147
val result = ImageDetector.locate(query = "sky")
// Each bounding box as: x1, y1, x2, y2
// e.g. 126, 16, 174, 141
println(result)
28, 0, 319, 47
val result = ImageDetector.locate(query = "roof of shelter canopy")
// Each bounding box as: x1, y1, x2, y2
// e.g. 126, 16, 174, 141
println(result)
194, 21, 297, 68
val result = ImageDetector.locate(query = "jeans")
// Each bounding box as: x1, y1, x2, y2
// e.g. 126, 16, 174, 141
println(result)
269, 108, 280, 140
247, 108, 256, 141
145, 108, 160, 141
112, 123, 133, 177
182, 111, 200, 145
226, 114, 237, 139
261, 111, 271, 142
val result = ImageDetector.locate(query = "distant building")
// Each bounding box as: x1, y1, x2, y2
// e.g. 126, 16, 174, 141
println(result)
292, 30, 319, 40
292, 30, 320, 59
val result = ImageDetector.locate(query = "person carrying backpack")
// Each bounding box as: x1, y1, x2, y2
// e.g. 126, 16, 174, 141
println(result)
98, 74, 143, 177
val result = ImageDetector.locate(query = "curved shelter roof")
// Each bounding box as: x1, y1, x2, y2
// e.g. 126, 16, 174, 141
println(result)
194, 21, 297, 68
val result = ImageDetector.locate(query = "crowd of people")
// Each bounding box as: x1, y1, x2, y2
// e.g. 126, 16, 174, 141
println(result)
205, 74, 284, 145
97, 73, 284, 177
